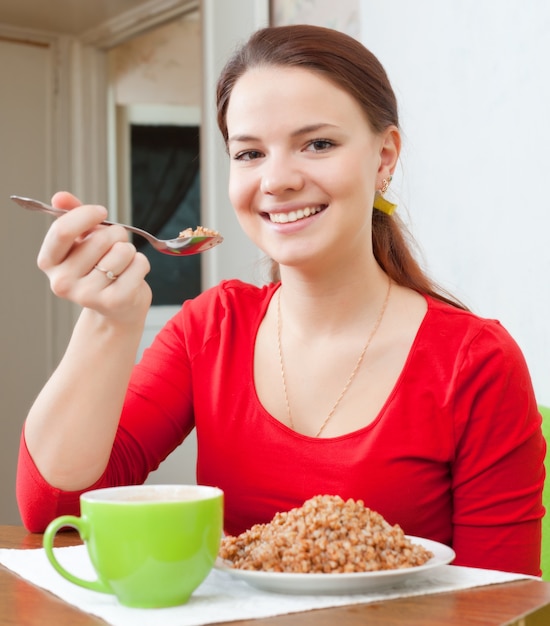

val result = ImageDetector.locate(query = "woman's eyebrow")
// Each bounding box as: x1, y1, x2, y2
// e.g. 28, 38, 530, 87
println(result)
227, 133, 258, 144
291, 123, 337, 137
228, 123, 338, 144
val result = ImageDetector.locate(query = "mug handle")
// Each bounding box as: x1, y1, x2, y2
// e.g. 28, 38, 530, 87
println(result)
43, 515, 111, 594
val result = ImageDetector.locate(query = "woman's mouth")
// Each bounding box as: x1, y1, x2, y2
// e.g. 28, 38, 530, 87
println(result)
268, 205, 326, 224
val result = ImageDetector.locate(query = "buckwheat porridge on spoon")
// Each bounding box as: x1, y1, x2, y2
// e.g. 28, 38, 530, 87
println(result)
179, 226, 220, 238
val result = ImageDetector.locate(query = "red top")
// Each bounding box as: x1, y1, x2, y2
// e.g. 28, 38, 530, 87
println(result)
17, 280, 545, 576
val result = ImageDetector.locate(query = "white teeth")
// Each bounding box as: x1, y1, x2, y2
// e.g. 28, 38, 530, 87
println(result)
269, 206, 323, 224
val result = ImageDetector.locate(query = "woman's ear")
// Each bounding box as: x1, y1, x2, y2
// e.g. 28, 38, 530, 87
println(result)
378, 125, 401, 179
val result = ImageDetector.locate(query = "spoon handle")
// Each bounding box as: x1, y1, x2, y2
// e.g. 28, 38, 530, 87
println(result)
10, 195, 116, 226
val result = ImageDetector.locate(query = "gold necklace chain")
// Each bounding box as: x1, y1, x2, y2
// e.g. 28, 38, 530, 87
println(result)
276, 278, 392, 437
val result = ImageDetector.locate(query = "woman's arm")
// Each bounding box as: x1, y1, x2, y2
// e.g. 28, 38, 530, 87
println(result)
20, 191, 152, 492
24, 307, 148, 489
17, 299, 198, 532
451, 322, 545, 576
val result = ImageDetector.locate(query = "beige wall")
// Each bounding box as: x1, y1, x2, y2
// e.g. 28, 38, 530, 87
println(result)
0, 25, 109, 524
110, 16, 201, 107
0, 38, 56, 524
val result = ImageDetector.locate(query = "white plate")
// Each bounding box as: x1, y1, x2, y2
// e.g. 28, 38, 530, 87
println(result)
215, 536, 455, 595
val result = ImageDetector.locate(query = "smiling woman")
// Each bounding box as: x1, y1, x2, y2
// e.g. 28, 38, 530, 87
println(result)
15, 24, 545, 579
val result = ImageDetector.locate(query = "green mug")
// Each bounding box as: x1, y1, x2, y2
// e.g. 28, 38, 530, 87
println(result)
43, 484, 224, 608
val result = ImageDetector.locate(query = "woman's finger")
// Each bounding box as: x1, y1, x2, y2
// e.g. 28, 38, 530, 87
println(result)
77, 251, 152, 320
37, 204, 109, 271
88, 241, 139, 286
45, 230, 131, 298
51, 191, 84, 211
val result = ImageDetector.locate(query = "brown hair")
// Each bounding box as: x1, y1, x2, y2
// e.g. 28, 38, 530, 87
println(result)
216, 25, 466, 310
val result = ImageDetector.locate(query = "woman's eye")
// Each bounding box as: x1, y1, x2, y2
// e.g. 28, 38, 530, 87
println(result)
306, 139, 334, 152
233, 150, 263, 161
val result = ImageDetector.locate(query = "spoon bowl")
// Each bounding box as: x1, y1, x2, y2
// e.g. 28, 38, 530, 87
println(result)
10, 196, 223, 256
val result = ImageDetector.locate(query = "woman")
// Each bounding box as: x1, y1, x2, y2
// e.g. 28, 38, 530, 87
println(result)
16, 25, 544, 576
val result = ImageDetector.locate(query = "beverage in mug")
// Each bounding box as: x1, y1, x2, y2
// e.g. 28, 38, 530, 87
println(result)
43, 484, 224, 608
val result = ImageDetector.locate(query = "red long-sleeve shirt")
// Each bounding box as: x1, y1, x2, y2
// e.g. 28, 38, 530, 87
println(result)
17, 280, 545, 575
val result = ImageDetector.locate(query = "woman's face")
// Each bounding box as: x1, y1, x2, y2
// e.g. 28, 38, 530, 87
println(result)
225, 65, 399, 273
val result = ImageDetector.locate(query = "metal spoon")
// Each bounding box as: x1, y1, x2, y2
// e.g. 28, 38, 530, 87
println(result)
10, 195, 223, 256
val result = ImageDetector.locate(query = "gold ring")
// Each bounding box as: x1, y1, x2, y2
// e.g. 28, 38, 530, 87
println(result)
93, 265, 118, 281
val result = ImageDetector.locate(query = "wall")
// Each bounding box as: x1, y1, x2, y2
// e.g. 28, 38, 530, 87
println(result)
109, 16, 201, 106
271, 0, 359, 36
0, 37, 56, 523
359, 0, 549, 405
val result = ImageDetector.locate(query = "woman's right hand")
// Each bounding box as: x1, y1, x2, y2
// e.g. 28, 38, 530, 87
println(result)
37, 191, 152, 324
22, 192, 153, 492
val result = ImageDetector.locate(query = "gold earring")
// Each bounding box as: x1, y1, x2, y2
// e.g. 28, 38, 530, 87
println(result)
373, 176, 397, 215
380, 177, 391, 194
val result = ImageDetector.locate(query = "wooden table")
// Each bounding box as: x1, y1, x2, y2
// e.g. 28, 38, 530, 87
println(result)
1, 525, 550, 626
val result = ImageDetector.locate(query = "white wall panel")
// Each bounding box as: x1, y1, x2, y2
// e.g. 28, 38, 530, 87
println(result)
360, 0, 550, 404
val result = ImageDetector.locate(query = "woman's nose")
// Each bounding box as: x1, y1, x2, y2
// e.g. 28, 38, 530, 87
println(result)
260, 156, 305, 195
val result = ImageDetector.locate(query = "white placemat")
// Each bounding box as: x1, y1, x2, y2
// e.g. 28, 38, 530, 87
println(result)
0, 545, 536, 626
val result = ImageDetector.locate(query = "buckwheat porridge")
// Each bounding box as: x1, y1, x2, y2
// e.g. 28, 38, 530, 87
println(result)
178, 226, 220, 238
219, 495, 433, 574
